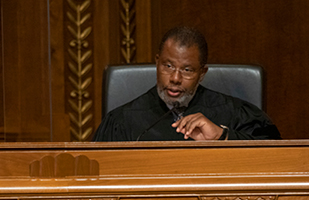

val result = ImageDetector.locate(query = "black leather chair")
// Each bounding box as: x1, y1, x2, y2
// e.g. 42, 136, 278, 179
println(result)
102, 64, 263, 117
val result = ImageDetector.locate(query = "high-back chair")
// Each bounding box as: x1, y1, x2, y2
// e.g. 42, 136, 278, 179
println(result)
102, 64, 263, 117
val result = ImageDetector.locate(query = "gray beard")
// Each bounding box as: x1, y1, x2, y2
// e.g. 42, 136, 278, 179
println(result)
156, 84, 199, 108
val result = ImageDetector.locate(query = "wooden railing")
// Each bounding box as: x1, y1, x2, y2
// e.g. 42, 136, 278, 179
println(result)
0, 140, 308, 199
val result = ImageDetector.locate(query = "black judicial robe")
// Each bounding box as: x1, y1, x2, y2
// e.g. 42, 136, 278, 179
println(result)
94, 85, 281, 141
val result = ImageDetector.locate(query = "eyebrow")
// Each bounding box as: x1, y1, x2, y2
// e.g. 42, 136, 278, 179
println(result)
183, 64, 193, 68
161, 59, 174, 67
161, 58, 196, 69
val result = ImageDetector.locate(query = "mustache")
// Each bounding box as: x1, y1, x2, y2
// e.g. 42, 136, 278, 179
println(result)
163, 85, 186, 92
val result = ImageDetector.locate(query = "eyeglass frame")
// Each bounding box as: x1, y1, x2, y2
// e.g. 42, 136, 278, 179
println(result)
157, 63, 204, 80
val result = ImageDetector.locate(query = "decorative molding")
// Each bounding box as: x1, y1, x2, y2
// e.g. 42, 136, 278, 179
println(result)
66, 0, 94, 141
30, 153, 99, 177
120, 0, 136, 63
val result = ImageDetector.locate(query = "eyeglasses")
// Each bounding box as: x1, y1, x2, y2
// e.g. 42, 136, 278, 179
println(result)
159, 64, 200, 79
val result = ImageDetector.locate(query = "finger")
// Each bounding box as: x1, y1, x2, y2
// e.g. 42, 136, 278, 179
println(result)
171, 118, 183, 132
176, 124, 187, 134
171, 120, 180, 127
186, 121, 206, 137
171, 116, 185, 127
179, 127, 187, 135
176, 114, 197, 131
183, 114, 204, 135
173, 113, 204, 133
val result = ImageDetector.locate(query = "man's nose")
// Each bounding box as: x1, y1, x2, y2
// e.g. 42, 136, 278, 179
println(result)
169, 69, 182, 84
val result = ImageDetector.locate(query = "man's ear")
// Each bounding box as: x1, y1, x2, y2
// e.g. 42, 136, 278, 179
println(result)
155, 54, 159, 65
199, 64, 208, 82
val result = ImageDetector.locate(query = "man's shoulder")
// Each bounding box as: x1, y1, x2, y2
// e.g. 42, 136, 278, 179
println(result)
195, 85, 250, 108
194, 86, 231, 105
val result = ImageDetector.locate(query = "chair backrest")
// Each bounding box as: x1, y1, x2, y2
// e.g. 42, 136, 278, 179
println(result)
102, 64, 263, 117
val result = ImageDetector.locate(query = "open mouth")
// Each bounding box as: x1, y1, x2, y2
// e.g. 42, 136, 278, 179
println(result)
166, 87, 183, 97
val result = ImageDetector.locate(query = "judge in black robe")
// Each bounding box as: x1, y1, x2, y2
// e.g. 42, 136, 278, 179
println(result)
93, 85, 281, 141
94, 26, 281, 141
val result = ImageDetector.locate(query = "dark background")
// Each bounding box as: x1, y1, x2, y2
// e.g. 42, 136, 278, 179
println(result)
1, 0, 308, 141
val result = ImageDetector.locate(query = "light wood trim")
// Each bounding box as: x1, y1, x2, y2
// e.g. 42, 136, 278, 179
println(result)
0, 175, 308, 195
0, 140, 308, 149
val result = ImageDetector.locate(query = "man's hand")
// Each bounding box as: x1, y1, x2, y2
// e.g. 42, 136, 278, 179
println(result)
172, 113, 223, 140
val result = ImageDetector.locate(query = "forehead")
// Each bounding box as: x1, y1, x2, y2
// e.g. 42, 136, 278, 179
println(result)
159, 39, 200, 66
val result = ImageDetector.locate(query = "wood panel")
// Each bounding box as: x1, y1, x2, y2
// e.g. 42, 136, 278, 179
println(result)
150, 0, 309, 139
92, 0, 111, 127
1, 0, 51, 141
135, 0, 152, 63
49, 0, 70, 142
1, 0, 309, 141
0, 0, 4, 141
0, 141, 308, 199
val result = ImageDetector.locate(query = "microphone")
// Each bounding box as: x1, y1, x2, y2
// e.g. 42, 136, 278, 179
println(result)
136, 101, 180, 141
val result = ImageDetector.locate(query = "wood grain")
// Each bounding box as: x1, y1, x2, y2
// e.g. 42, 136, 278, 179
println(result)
150, 0, 309, 140
0, 141, 308, 199
1, 0, 51, 141
1, 0, 309, 141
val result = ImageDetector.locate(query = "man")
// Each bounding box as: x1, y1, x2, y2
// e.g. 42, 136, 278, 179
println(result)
94, 26, 281, 141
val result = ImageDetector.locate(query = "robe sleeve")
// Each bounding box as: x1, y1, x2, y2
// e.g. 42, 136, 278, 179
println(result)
92, 112, 128, 141
227, 101, 281, 140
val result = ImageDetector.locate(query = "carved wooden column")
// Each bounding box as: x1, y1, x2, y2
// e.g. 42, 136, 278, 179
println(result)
65, 0, 95, 141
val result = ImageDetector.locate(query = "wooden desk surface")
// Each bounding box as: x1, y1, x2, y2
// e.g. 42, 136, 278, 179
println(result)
0, 140, 308, 199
